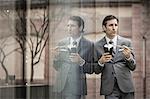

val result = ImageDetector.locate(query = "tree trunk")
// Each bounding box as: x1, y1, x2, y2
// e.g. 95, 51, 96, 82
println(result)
30, 55, 34, 82
1, 64, 9, 83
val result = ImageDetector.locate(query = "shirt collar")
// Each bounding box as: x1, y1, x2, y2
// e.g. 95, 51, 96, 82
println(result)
105, 35, 117, 45
70, 35, 82, 44
68, 35, 82, 49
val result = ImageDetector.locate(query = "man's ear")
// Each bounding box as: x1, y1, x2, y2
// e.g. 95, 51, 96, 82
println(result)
79, 26, 83, 32
102, 25, 106, 32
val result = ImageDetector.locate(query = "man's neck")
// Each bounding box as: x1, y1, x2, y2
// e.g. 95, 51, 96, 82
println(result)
106, 35, 117, 40
106, 35, 117, 41
72, 35, 82, 41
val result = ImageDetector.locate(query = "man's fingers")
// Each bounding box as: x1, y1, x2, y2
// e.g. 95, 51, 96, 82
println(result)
116, 45, 132, 51
103, 52, 110, 56
122, 45, 130, 50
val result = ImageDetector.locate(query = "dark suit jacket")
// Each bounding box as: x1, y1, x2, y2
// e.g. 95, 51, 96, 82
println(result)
53, 36, 94, 95
94, 35, 136, 95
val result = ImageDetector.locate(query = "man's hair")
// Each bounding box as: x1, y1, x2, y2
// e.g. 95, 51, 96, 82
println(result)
69, 16, 84, 32
102, 15, 119, 26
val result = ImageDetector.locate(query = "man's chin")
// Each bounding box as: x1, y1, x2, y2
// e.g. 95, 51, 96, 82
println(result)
112, 33, 117, 36
110, 34, 117, 38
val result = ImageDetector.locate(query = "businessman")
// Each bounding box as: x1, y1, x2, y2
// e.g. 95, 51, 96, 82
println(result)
94, 15, 136, 99
53, 16, 94, 99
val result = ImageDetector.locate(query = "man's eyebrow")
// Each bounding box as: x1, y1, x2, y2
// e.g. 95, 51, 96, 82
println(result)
109, 24, 118, 26
109, 24, 113, 26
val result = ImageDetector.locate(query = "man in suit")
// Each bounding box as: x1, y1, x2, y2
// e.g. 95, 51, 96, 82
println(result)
53, 16, 93, 99
94, 15, 136, 99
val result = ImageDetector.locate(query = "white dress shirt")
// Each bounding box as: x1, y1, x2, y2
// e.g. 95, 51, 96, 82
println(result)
68, 36, 81, 49
98, 35, 118, 66
68, 36, 85, 66
105, 35, 118, 52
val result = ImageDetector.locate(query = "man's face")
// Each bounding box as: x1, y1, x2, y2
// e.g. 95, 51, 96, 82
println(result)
67, 20, 81, 38
103, 19, 118, 39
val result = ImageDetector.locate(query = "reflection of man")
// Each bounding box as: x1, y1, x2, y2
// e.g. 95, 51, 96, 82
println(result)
94, 15, 136, 99
53, 16, 93, 99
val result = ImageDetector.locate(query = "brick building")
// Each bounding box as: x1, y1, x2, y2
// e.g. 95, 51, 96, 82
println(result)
48, 1, 150, 99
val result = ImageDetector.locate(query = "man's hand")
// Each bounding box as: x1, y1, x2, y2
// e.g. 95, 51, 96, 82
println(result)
122, 45, 131, 59
69, 53, 85, 65
51, 46, 60, 59
99, 53, 113, 64
51, 46, 69, 58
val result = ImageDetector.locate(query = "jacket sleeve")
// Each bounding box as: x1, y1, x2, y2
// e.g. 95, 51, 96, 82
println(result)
81, 42, 93, 74
125, 52, 136, 71
83, 61, 94, 74
124, 40, 136, 71
93, 44, 104, 74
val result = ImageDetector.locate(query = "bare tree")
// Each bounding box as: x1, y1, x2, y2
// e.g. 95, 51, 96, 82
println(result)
0, 9, 22, 84
15, 4, 65, 82
0, 1, 66, 84
27, 5, 65, 82
15, 6, 27, 84
0, 38, 20, 83
26, 7, 49, 82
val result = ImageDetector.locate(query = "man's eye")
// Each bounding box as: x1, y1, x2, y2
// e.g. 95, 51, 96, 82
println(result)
71, 25, 76, 27
109, 24, 118, 26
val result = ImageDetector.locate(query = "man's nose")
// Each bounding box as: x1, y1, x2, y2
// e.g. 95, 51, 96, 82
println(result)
113, 25, 115, 29
112, 25, 116, 30
68, 26, 71, 31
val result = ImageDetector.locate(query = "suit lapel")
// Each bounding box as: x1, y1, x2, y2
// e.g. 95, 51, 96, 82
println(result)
78, 37, 87, 57
113, 36, 125, 62
77, 38, 82, 53
116, 36, 122, 54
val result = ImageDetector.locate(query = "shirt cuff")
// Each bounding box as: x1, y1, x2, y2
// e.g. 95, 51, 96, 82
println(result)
126, 57, 131, 61
125, 54, 132, 61
98, 61, 104, 67
79, 58, 85, 66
